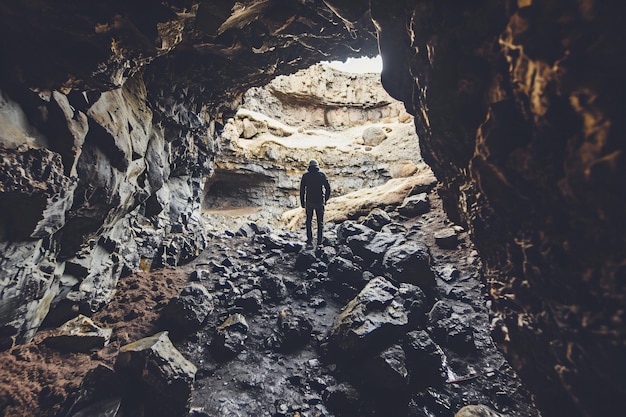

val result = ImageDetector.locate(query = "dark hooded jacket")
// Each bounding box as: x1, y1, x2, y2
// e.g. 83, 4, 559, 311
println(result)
300, 166, 331, 208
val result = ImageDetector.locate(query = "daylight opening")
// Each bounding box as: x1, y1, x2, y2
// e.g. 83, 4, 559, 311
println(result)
202, 56, 431, 233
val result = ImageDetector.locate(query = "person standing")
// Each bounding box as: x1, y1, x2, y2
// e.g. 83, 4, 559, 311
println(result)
300, 159, 331, 246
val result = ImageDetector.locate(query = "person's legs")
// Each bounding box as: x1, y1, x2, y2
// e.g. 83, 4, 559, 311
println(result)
315, 205, 325, 245
305, 207, 314, 243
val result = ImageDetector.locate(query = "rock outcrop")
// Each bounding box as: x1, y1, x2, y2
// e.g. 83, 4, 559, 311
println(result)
0, 2, 624, 417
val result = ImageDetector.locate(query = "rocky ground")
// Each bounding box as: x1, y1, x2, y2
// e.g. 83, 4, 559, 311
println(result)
0, 66, 541, 417
0, 181, 541, 417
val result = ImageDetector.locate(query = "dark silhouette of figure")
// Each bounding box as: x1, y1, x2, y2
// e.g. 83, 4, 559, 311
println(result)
300, 159, 331, 246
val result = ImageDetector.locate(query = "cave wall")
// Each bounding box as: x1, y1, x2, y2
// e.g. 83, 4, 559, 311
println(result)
0, 1, 378, 348
365, 1, 625, 416
0, 1, 624, 417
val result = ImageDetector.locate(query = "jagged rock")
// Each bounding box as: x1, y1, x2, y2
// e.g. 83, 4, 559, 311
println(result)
277, 309, 313, 351
327, 277, 427, 357
361, 344, 409, 392
43, 315, 112, 353
189, 269, 210, 282
362, 208, 392, 231
428, 301, 475, 355
403, 330, 444, 388
212, 313, 249, 359
455, 404, 504, 417
434, 228, 458, 249
381, 223, 408, 234
234, 289, 264, 313
362, 126, 387, 146
114, 332, 197, 417
322, 382, 361, 417
160, 283, 213, 336
260, 275, 288, 301
382, 241, 436, 289
260, 234, 302, 253
295, 250, 318, 271
244, 64, 405, 129
67, 365, 121, 417
336, 221, 376, 244
348, 232, 402, 265
327, 257, 363, 284
242, 118, 258, 139
397, 193, 430, 217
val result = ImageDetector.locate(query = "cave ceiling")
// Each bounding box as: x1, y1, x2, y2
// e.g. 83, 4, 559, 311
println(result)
0, 0, 380, 118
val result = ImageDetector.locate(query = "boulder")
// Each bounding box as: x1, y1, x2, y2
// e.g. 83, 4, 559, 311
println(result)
382, 241, 436, 289
242, 118, 258, 139
114, 332, 197, 417
322, 382, 361, 417
327, 277, 427, 357
260, 274, 288, 301
336, 221, 375, 244
295, 250, 317, 271
67, 365, 121, 417
160, 283, 213, 336
403, 330, 444, 388
277, 309, 313, 351
361, 344, 409, 392
428, 301, 475, 355
397, 193, 430, 217
43, 315, 112, 353
362, 208, 392, 231
347, 232, 402, 265
362, 126, 387, 146
212, 313, 249, 359
327, 257, 363, 285
234, 288, 264, 313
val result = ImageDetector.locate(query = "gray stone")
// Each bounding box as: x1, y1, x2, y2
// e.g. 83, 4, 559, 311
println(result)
361, 344, 409, 391
328, 277, 426, 357
362, 126, 387, 146
322, 382, 360, 416
382, 241, 436, 289
428, 301, 476, 354
43, 315, 112, 353
397, 192, 430, 217
327, 256, 363, 284
403, 330, 444, 387
242, 118, 258, 138
362, 208, 392, 231
234, 288, 264, 312
161, 283, 213, 335
348, 232, 402, 264
212, 313, 249, 358
277, 309, 313, 351
114, 332, 197, 417
336, 220, 375, 244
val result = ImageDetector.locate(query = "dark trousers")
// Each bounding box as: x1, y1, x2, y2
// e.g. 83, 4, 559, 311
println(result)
305, 205, 324, 244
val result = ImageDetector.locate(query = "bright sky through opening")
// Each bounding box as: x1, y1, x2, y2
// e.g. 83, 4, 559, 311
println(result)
322, 55, 382, 74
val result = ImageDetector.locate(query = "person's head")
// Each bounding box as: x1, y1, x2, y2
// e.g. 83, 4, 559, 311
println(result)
308, 159, 319, 170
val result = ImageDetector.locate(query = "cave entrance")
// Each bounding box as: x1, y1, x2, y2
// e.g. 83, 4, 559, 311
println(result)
201, 56, 427, 233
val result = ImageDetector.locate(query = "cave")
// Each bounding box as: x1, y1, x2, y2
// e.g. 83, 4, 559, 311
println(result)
0, 2, 624, 417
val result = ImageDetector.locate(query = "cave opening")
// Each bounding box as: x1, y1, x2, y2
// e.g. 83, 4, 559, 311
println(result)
200, 55, 427, 234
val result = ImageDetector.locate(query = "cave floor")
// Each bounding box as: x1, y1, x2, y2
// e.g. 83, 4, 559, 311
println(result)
0, 185, 541, 417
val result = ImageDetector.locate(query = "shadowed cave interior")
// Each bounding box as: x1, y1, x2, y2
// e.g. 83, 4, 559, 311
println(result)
0, 2, 625, 417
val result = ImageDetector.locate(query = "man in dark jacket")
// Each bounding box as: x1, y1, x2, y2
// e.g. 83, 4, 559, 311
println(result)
300, 159, 331, 246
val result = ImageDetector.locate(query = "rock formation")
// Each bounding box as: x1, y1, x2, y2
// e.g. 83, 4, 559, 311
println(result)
0, 2, 624, 417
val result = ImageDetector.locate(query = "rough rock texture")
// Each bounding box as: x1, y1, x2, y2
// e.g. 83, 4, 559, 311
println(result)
0, 2, 624, 417
242, 63, 407, 128
370, 2, 626, 417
